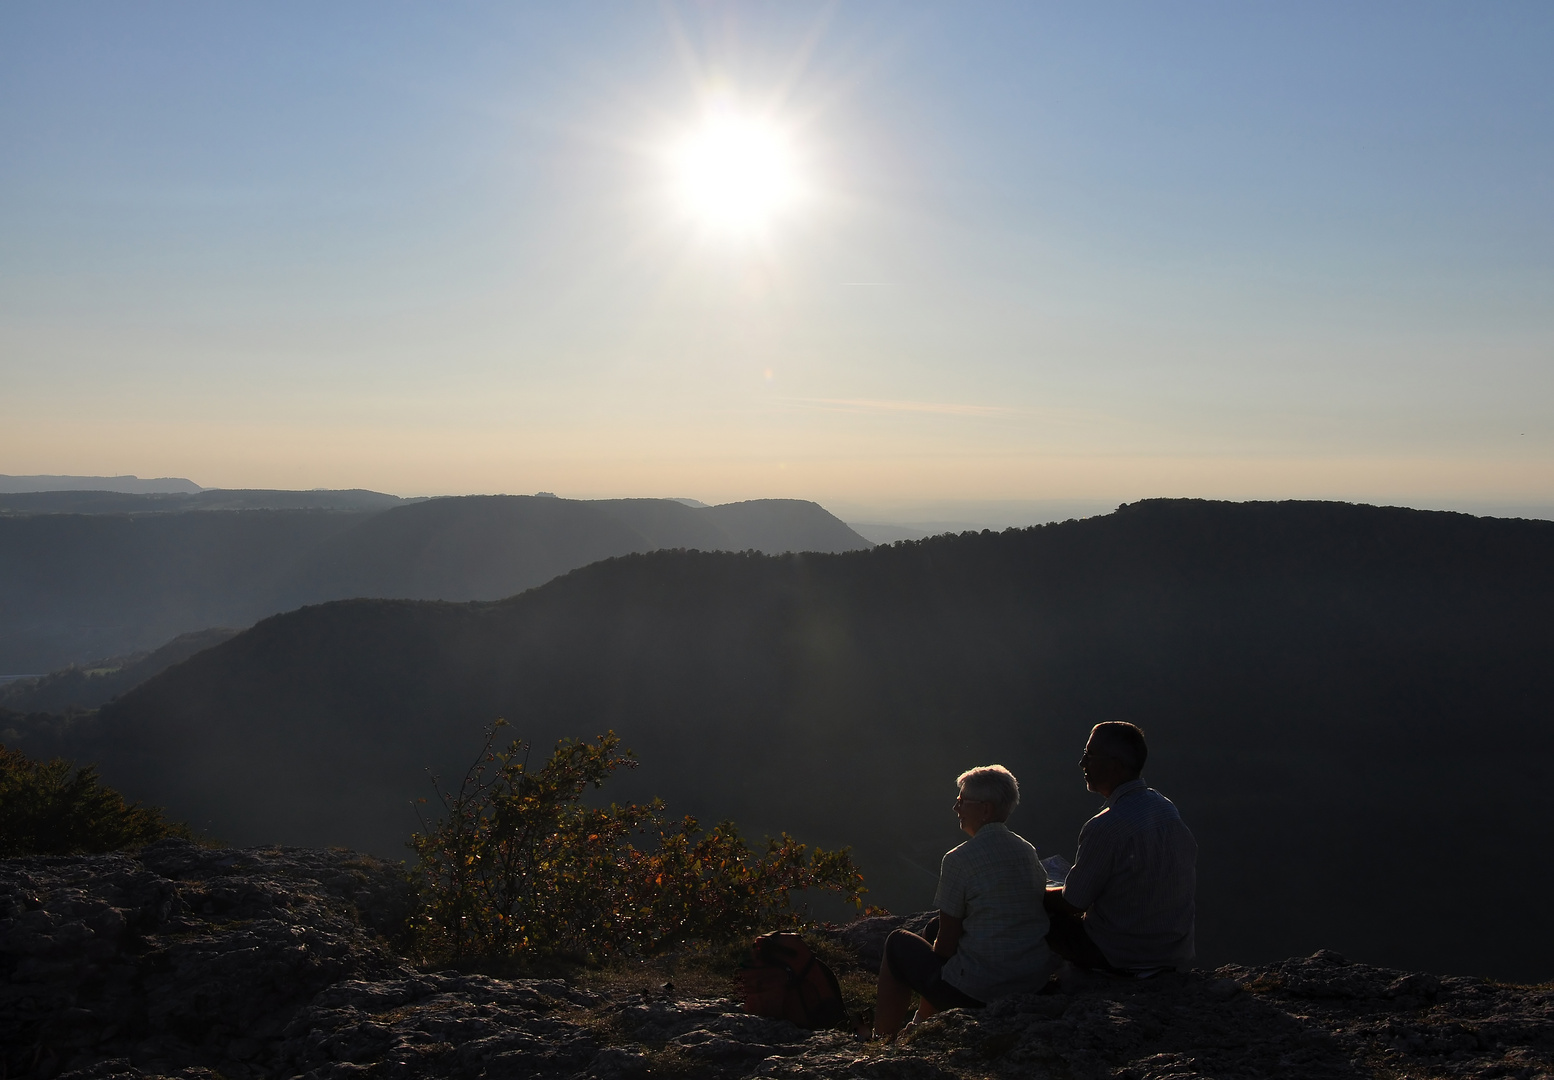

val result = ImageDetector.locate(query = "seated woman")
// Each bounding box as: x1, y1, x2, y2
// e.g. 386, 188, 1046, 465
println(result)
874, 765, 1058, 1038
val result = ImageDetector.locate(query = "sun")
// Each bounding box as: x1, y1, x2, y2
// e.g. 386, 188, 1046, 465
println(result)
669, 104, 801, 234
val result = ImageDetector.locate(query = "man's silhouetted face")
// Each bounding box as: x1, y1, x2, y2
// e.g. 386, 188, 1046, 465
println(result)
1080, 732, 1132, 797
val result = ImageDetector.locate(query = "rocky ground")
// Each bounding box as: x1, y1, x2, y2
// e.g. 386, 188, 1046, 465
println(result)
3, 841, 1550, 1080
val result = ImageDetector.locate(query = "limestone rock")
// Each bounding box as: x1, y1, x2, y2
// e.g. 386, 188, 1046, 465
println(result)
831, 910, 936, 972
4, 843, 1551, 1079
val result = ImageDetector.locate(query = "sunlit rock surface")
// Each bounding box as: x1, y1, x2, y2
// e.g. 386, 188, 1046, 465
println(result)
3, 841, 1551, 1079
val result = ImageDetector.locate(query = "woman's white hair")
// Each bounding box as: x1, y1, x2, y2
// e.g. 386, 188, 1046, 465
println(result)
956, 764, 1020, 821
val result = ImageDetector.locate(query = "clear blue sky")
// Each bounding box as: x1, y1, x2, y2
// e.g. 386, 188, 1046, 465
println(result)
2, 2, 1550, 516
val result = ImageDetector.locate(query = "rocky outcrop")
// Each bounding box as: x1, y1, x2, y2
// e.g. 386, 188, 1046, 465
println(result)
4, 842, 1551, 1080
0, 840, 414, 1079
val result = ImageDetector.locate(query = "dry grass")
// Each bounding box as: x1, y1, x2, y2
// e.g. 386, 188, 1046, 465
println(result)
571, 945, 747, 1004
567, 932, 881, 1032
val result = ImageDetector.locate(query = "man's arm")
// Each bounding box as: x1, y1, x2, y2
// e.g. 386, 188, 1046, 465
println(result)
932, 913, 964, 959
1056, 818, 1109, 915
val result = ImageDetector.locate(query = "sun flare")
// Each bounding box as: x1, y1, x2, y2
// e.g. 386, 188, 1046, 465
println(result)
669, 105, 800, 234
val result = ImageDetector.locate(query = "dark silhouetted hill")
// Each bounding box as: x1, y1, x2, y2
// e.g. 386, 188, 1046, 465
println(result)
0, 494, 868, 671
16, 499, 1552, 981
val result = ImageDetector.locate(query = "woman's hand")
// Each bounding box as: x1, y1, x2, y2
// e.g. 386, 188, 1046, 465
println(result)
1044, 885, 1083, 916
931, 912, 964, 960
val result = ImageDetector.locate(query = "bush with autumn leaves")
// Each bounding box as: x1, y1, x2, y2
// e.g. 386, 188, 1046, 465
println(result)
409, 722, 871, 964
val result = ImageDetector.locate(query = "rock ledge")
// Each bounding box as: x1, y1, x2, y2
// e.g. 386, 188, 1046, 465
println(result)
3, 843, 1550, 1079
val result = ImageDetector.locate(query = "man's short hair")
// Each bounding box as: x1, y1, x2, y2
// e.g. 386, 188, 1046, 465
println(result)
1090, 722, 1148, 778
956, 764, 1020, 820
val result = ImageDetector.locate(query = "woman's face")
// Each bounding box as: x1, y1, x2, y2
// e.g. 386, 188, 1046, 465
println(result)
954, 786, 996, 836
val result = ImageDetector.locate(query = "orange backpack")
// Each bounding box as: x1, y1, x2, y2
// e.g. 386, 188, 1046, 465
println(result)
738, 932, 847, 1030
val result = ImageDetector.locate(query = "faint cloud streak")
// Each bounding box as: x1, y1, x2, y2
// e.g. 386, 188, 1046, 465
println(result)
783, 396, 1021, 417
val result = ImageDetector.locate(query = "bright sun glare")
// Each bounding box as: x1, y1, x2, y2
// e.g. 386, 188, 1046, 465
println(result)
670, 105, 800, 234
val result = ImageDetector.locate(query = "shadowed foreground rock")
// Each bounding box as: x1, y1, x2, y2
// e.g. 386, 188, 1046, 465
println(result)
3, 843, 1551, 1080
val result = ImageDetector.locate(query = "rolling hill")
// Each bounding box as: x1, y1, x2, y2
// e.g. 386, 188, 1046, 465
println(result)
0, 494, 869, 672
14, 498, 1552, 980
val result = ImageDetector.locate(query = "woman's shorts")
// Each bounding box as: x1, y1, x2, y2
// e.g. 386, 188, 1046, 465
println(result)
884, 927, 985, 1011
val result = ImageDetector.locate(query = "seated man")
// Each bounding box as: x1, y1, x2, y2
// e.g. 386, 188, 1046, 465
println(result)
874, 765, 1058, 1038
1044, 722, 1197, 974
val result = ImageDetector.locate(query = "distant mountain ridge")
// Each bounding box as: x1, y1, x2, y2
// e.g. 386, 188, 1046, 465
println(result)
280, 496, 871, 607
14, 499, 1552, 981
0, 488, 408, 515
0, 473, 201, 494
0, 494, 869, 672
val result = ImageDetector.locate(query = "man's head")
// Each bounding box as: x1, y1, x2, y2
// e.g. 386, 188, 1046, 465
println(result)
1080, 722, 1147, 796
954, 764, 1020, 835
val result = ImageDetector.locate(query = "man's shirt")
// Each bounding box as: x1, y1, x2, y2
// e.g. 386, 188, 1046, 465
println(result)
935, 821, 1057, 1001
1062, 778, 1197, 970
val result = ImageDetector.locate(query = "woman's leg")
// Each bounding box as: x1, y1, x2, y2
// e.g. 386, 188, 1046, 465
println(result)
874, 947, 914, 1038
909, 917, 949, 1021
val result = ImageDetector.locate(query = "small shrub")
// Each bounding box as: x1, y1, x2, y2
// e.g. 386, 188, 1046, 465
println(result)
0, 744, 192, 856
409, 721, 868, 964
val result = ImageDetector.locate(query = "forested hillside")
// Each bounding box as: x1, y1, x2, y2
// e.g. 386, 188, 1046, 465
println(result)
0, 494, 867, 672
14, 499, 1553, 980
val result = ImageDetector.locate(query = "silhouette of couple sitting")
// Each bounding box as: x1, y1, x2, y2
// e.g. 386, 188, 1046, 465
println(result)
873, 722, 1197, 1039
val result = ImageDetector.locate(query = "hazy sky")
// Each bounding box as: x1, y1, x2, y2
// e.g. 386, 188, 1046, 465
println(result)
3, 2, 1551, 515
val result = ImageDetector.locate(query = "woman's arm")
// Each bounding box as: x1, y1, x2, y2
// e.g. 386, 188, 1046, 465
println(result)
1044, 885, 1084, 916
932, 912, 964, 960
